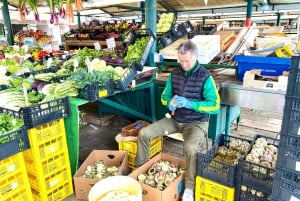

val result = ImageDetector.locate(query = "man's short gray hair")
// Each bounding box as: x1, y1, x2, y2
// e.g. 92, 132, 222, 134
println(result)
177, 40, 198, 57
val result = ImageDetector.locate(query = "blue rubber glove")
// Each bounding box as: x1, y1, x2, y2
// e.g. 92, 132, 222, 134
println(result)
168, 101, 176, 112
173, 96, 191, 109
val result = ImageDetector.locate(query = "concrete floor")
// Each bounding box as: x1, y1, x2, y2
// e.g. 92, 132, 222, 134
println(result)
63, 103, 282, 201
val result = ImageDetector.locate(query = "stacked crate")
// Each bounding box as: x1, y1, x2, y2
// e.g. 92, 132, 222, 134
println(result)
272, 55, 300, 201
23, 119, 73, 201
0, 152, 33, 201
196, 134, 252, 201
235, 135, 279, 201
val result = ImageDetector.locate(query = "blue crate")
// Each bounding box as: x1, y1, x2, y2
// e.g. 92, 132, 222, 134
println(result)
170, 23, 187, 39
0, 96, 71, 129
197, 134, 252, 187
235, 55, 291, 81
0, 126, 30, 160
286, 57, 300, 97
276, 134, 300, 171
280, 97, 300, 136
115, 65, 137, 91
235, 181, 272, 201
272, 167, 300, 201
159, 31, 177, 47
182, 20, 194, 33
78, 80, 114, 102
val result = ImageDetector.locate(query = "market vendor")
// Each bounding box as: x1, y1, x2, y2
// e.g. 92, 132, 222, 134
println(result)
135, 39, 220, 201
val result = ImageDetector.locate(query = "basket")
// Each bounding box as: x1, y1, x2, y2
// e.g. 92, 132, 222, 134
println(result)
78, 80, 114, 102
0, 126, 30, 160
236, 134, 279, 199
115, 65, 137, 91
159, 31, 177, 47
272, 167, 300, 201
124, 29, 156, 71
197, 134, 252, 187
170, 23, 188, 39
121, 120, 150, 136
0, 96, 71, 129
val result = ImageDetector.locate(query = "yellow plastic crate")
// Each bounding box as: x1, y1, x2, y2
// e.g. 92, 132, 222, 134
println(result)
32, 180, 73, 201
24, 151, 69, 178
24, 135, 67, 162
4, 187, 33, 201
0, 171, 32, 201
28, 166, 72, 193
195, 176, 235, 201
26, 119, 65, 146
118, 136, 162, 169
0, 152, 25, 180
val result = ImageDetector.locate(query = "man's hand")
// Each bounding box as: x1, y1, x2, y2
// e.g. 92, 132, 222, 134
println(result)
168, 101, 176, 112
173, 96, 191, 109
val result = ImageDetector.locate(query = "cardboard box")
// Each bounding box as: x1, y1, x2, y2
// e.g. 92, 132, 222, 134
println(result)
73, 150, 128, 200
243, 70, 288, 91
129, 153, 186, 201
191, 35, 220, 64
121, 120, 150, 136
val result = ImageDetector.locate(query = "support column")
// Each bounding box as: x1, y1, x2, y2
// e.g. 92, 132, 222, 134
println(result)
245, 0, 253, 27
276, 12, 281, 26
77, 12, 81, 28
145, 0, 156, 67
1, 0, 13, 45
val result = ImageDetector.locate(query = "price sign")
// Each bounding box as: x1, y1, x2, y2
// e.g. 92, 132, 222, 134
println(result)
47, 57, 53, 68
73, 58, 79, 72
15, 68, 30, 76
85, 57, 91, 72
106, 38, 116, 50
22, 45, 29, 53
94, 42, 101, 51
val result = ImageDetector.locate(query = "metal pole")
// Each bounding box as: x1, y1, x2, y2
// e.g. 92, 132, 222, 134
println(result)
77, 12, 81, 29
145, 0, 157, 67
245, 0, 253, 27
1, 0, 13, 45
276, 12, 281, 26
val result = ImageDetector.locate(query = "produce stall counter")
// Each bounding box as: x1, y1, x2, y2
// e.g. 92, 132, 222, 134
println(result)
220, 81, 286, 113
64, 40, 124, 51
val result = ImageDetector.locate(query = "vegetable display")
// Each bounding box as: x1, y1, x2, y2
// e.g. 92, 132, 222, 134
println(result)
0, 113, 24, 135
124, 36, 149, 63
82, 160, 119, 179
137, 160, 184, 191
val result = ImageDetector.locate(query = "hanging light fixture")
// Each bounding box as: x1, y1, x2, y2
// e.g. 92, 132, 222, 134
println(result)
204, 0, 208, 6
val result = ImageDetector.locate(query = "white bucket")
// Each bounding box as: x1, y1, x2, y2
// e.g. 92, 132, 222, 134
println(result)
88, 176, 142, 201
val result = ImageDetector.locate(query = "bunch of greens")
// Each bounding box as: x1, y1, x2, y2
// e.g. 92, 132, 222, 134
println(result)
66, 68, 114, 89
124, 36, 149, 63
0, 113, 24, 134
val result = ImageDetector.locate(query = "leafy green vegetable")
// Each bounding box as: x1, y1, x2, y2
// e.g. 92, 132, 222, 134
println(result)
0, 113, 24, 135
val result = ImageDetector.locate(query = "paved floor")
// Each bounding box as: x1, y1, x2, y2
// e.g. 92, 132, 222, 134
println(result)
64, 103, 283, 201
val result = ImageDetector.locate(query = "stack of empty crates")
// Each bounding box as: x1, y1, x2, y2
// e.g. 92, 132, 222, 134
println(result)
23, 119, 73, 201
0, 125, 32, 200
272, 55, 300, 201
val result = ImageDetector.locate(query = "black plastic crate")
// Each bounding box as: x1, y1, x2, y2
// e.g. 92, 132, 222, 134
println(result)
78, 80, 114, 102
237, 135, 279, 196
197, 134, 252, 187
171, 23, 187, 39
272, 167, 300, 201
280, 98, 300, 137
286, 56, 300, 98
182, 20, 194, 33
115, 65, 137, 91
0, 85, 8, 91
0, 96, 71, 129
124, 29, 156, 71
159, 30, 177, 47
235, 181, 272, 201
188, 24, 217, 38
0, 126, 30, 160
276, 134, 300, 171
